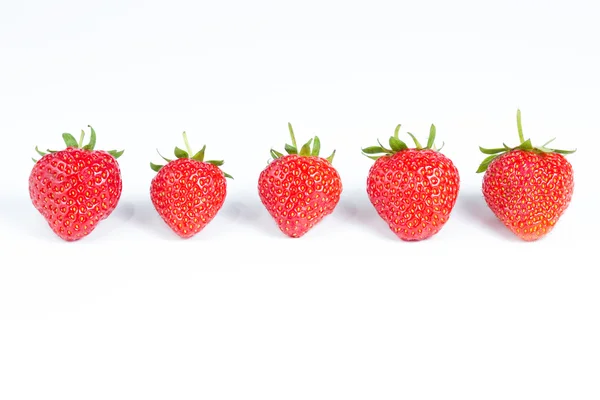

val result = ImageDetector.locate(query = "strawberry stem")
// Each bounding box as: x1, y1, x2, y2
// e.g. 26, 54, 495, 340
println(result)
270, 124, 336, 163
182, 131, 193, 156
78, 130, 85, 148
151, 132, 232, 179
517, 109, 525, 144
33, 126, 123, 163
476, 109, 576, 173
362, 123, 441, 160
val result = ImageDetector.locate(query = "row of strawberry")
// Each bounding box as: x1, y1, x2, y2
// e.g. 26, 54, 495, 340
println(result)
28, 109, 575, 242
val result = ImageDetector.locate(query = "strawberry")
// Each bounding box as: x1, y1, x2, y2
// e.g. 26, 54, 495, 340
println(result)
477, 109, 576, 241
150, 132, 232, 239
362, 123, 460, 241
258, 123, 342, 238
29, 126, 124, 241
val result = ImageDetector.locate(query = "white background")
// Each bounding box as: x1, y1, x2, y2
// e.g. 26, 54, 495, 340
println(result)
1, 0, 599, 398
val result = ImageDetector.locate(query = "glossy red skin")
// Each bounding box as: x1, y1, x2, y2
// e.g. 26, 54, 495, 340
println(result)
482, 150, 574, 241
150, 158, 227, 238
29, 147, 122, 241
367, 149, 460, 241
258, 154, 342, 238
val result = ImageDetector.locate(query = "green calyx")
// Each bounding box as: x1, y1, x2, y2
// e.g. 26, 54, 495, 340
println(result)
269, 122, 336, 163
362, 123, 443, 161
150, 131, 233, 179
476, 109, 577, 173
32, 125, 124, 163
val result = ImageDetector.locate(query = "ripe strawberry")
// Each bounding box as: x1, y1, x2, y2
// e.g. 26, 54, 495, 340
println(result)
258, 123, 342, 238
150, 132, 232, 239
477, 109, 576, 241
362, 124, 460, 241
29, 126, 124, 241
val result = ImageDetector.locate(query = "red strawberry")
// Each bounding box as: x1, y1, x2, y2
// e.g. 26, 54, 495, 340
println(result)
363, 124, 460, 241
150, 132, 232, 238
29, 126, 124, 241
258, 123, 342, 238
477, 109, 576, 241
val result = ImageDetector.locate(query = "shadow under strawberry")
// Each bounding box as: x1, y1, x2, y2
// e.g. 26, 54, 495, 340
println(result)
335, 188, 399, 241
81, 200, 135, 241
130, 197, 184, 240
1, 196, 65, 242
221, 198, 291, 239
456, 192, 522, 241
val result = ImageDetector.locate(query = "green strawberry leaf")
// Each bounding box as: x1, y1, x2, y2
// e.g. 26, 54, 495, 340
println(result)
270, 149, 283, 159
362, 124, 444, 164
285, 144, 298, 155
35, 146, 47, 157
364, 122, 445, 163
108, 150, 124, 159
541, 137, 556, 148
174, 146, 188, 158
479, 146, 506, 154
406, 132, 423, 149
538, 138, 576, 154
389, 137, 407, 152
311, 136, 321, 156
394, 124, 401, 139
33, 126, 124, 164
288, 123, 298, 149
426, 124, 436, 149
152, 132, 230, 178
477, 110, 576, 173
516, 139, 533, 150
548, 148, 577, 154
377, 139, 393, 153
476, 154, 500, 173
299, 138, 313, 156
206, 160, 224, 166
271, 123, 335, 163
192, 145, 206, 161
157, 149, 172, 162
62, 133, 78, 148
362, 146, 387, 154
83, 125, 97, 150
326, 150, 336, 163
